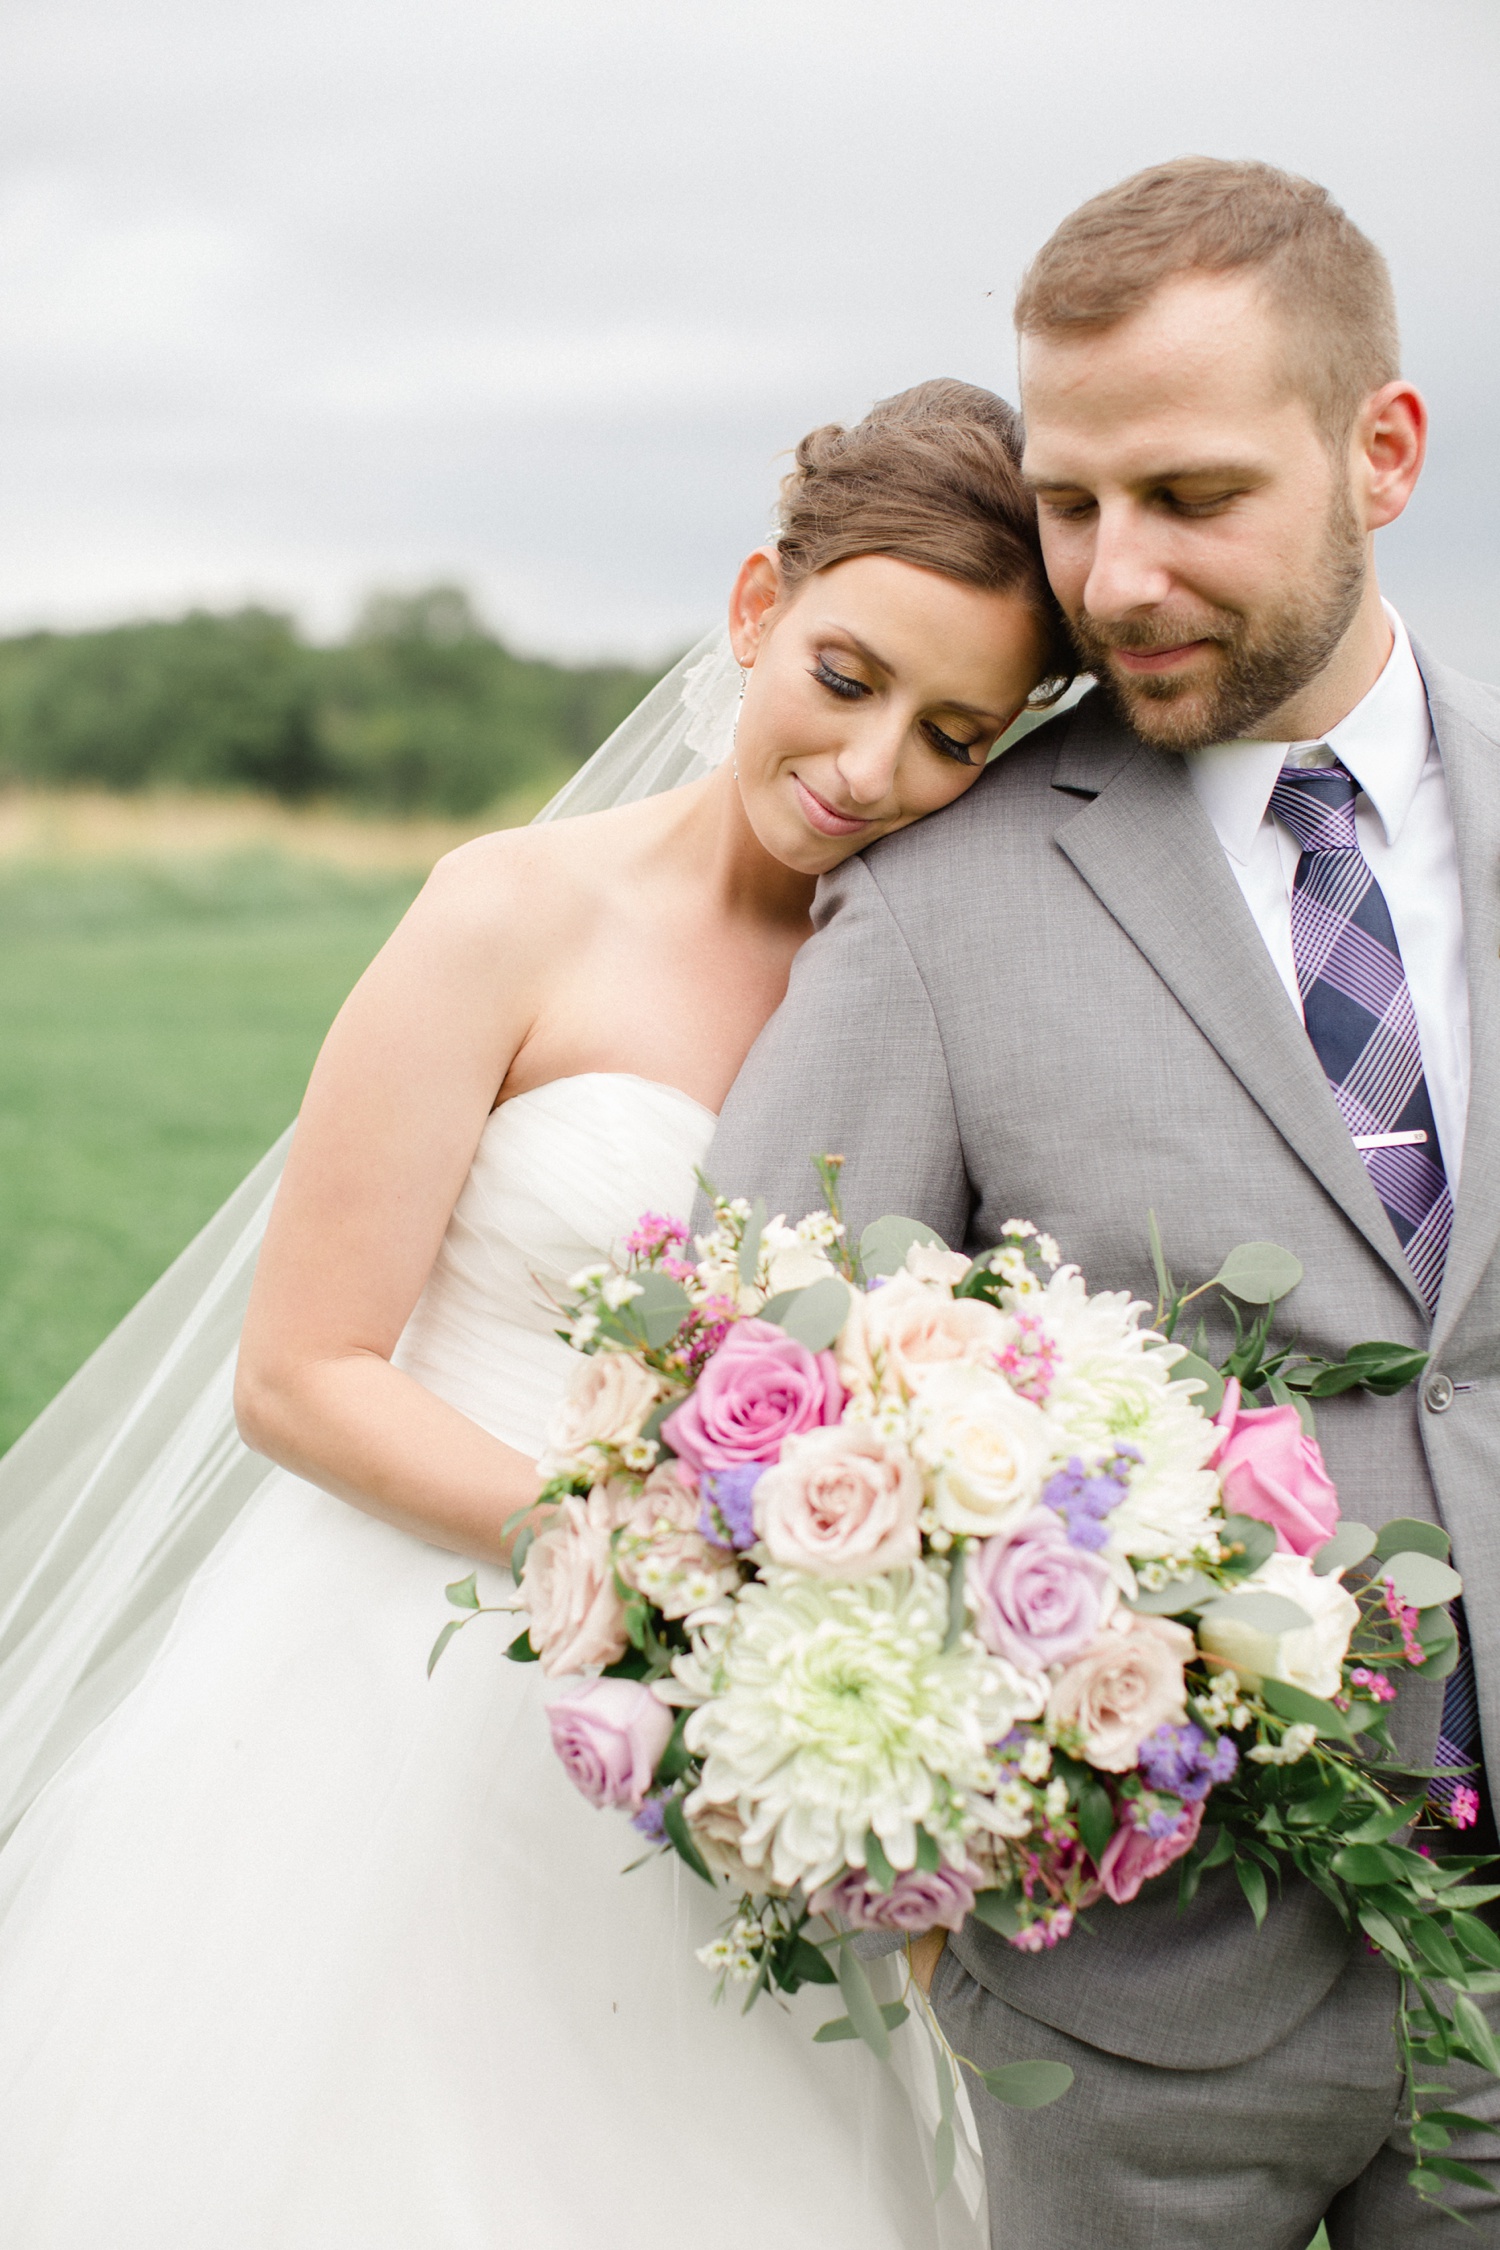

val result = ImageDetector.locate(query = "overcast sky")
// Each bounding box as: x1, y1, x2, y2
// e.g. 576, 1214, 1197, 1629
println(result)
3, 0, 1498, 672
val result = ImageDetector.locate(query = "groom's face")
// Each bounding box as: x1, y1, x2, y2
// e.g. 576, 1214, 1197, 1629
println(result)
1020, 270, 1367, 750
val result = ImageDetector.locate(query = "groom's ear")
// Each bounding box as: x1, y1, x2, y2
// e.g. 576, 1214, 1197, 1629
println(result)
728, 548, 784, 666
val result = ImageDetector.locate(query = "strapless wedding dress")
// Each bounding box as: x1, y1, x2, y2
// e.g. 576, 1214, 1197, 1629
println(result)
0, 1075, 980, 2250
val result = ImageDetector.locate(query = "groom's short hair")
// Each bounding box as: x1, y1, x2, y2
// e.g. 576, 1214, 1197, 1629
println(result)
1014, 158, 1399, 448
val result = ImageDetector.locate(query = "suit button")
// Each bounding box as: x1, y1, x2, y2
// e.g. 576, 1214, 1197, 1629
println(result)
1425, 1373, 1456, 1414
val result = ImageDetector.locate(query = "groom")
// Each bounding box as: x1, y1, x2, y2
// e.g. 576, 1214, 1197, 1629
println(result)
705, 159, 1500, 2245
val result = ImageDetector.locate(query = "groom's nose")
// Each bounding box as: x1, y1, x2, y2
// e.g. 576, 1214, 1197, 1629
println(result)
1079, 499, 1176, 622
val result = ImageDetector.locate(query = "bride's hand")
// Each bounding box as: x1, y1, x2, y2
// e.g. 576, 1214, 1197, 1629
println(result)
909, 1929, 946, 1996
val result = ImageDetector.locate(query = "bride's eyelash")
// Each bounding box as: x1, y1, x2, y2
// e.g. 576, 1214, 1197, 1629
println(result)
925, 720, 982, 767
812, 655, 868, 700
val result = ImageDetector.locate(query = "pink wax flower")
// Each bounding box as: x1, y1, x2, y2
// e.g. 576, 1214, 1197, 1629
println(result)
662, 1318, 843, 1475
1096, 1799, 1204, 1904
1210, 1379, 1339, 1556
809, 1862, 980, 1935
545, 1678, 674, 1811
969, 1507, 1116, 1671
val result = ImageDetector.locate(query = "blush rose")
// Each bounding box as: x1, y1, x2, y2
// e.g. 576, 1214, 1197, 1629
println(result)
837, 1274, 1009, 1406
662, 1318, 843, 1475
754, 1426, 922, 1578
1097, 1800, 1204, 1904
520, 1486, 630, 1676
1046, 1610, 1194, 1772
545, 1678, 674, 1810
542, 1349, 661, 1471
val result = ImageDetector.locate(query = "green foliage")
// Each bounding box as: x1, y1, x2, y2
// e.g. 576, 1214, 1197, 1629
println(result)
0, 587, 667, 816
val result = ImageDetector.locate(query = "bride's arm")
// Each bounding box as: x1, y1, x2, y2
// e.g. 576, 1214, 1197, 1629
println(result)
234, 834, 562, 1565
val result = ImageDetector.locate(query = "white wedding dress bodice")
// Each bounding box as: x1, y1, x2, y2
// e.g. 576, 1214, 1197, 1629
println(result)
0, 1076, 974, 2250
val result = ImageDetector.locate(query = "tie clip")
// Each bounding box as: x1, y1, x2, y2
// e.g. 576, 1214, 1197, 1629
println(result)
1352, 1130, 1428, 1150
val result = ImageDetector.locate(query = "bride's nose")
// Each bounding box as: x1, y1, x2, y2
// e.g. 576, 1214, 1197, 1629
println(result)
832, 718, 906, 807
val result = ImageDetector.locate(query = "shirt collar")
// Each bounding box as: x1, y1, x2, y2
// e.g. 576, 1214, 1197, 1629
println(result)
1186, 604, 1435, 865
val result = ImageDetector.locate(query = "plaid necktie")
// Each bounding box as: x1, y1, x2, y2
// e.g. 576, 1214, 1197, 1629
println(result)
1269, 757, 1474, 1828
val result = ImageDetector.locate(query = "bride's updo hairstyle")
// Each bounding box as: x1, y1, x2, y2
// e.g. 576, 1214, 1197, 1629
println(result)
775, 378, 1073, 703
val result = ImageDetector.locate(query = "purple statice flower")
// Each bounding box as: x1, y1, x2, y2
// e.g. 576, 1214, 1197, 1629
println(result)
1040, 1449, 1134, 1552
697, 1464, 764, 1552
1138, 1721, 1239, 1803
631, 1796, 668, 1842
1140, 1802, 1185, 1841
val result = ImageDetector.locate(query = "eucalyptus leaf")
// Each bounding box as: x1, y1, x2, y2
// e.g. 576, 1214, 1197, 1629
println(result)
662, 1795, 715, 1887
859, 1214, 945, 1278
504, 1626, 540, 1664
1217, 1515, 1277, 1577
445, 1571, 481, 1611
426, 1618, 465, 1677
1261, 1677, 1356, 1742
943, 1544, 968, 1653
1167, 1351, 1224, 1414
737, 1198, 767, 1287
931, 2118, 956, 2197
915, 1827, 941, 1875
774, 1276, 852, 1353
836, 1939, 892, 2062
1128, 1570, 1218, 1617
1312, 1521, 1377, 1576
1211, 1241, 1305, 1305
1373, 1518, 1452, 1565
864, 1829, 897, 1894
1381, 1551, 1464, 1610
970, 1887, 1023, 1937
814, 1999, 909, 2044
977, 2060, 1075, 2109
1199, 1590, 1313, 1635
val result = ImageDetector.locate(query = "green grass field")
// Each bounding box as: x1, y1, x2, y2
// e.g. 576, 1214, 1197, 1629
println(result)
0, 853, 421, 1451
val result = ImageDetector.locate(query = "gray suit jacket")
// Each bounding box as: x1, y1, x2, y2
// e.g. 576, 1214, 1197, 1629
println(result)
704, 646, 1500, 2070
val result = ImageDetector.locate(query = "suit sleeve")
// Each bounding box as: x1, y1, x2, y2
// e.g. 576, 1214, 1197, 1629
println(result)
700, 854, 970, 1246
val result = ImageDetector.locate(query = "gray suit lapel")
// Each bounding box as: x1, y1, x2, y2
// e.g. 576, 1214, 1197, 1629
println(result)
1050, 702, 1426, 1305
1417, 648, 1500, 1349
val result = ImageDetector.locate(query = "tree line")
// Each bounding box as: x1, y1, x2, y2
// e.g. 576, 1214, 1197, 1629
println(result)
0, 587, 669, 817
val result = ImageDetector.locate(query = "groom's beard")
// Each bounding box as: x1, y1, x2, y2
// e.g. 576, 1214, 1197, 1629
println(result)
1066, 489, 1367, 753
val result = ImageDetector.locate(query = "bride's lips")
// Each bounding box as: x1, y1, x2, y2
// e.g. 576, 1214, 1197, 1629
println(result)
793, 775, 874, 838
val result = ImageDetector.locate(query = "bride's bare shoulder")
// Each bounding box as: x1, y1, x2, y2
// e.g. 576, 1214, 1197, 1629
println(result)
402, 796, 663, 953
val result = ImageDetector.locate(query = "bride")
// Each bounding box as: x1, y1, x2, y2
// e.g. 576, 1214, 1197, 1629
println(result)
0, 380, 1065, 2249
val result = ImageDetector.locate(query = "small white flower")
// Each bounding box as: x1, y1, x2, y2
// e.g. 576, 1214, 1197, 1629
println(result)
601, 1274, 644, 1311
1043, 1777, 1070, 1823
1231, 1704, 1253, 1730
1002, 1220, 1039, 1240
1248, 1723, 1317, 1766
569, 1312, 600, 1347
567, 1262, 611, 1291
1018, 1737, 1053, 1783
991, 1781, 1036, 1837
620, 1439, 660, 1473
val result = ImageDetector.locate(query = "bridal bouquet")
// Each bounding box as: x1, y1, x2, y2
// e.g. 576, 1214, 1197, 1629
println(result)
434, 1165, 1498, 2210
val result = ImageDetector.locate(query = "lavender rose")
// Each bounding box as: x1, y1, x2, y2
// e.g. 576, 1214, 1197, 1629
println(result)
970, 1506, 1117, 1670
1210, 1380, 1339, 1556
809, 1861, 980, 1935
662, 1318, 843, 1475
1096, 1799, 1204, 1904
545, 1678, 674, 1810
1045, 1610, 1194, 1772
754, 1425, 922, 1578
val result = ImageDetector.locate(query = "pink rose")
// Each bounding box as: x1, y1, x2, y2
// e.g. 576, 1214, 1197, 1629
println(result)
1046, 1611, 1193, 1773
614, 1462, 742, 1617
809, 1862, 980, 1935
662, 1318, 843, 1475
519, 1487, 630, 1676
1097, 1799, 1204, 1904
1210, 1379, 1339, 1556
970, 1508, 1117, 1670
545, 1678, 674, 1810
754, 1426, 922, 1577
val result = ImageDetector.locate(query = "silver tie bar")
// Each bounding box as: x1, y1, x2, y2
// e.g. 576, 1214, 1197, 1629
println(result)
1352, 1129, 1429, 1151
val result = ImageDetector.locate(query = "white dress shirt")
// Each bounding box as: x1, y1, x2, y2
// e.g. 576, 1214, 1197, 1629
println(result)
1186, 605, 1471, 1185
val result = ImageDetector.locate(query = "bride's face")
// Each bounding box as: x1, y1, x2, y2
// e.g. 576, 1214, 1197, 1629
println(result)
728, 551, 1050, 876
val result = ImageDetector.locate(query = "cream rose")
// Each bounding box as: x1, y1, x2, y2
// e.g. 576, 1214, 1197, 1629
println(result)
910, 1361, 1052, 1537
754, 1425, 922, 1578
1046, 1610, 1193, 1772
839, 1275, 1011, 1407
519, 1486, 631, 1676
683, 1793, 789, 1893
541, 1350, 661, 1471
1197, 1550, 1358, 1699
903, 1242, 973, 1289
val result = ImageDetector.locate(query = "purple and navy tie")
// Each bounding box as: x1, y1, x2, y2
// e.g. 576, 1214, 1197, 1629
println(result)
1270, 757, 1476, 1828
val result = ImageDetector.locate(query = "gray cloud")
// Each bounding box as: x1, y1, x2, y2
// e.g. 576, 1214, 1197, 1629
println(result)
2, 0, 1497, 671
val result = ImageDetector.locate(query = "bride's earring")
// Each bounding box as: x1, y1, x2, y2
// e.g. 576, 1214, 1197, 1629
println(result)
731, 666, 748, 782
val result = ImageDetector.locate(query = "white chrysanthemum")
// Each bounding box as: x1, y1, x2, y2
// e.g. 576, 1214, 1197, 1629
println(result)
677, 1562, 1043, 1892
1027, 1269, 1220, 1563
